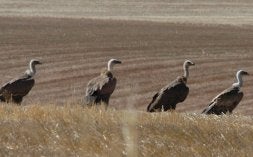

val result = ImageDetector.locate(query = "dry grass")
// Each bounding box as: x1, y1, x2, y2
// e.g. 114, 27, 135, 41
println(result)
0, 104, 252, 157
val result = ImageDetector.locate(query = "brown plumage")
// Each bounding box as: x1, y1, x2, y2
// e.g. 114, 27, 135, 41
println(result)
85, 59, 121, 107
147, 60, 195, 112
202, 70, 249, 115
0, 59, 42, 104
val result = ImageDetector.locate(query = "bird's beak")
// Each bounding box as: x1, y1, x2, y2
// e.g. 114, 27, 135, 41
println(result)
245, 72, 249, 75
115, 60, 122, 64
38, 61, 42, 65
191, 62, 195, 66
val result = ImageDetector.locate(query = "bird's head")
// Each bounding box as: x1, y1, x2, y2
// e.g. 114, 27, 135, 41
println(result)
108, 59, 122, 71
238, 70, 249, 76
30, 59, 42, 66
184, 60, 195, 67
108, 59, 122, 65
26, 59, 42, 76
232, 70, 249, 88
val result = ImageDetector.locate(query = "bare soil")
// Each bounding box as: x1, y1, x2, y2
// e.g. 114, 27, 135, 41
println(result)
1, 0, 253, 25
0, 16, 253, 114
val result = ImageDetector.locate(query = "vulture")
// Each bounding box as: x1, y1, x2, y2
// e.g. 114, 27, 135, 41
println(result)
85, 59, 122, 107
202, 70, 249, 115
147, 60, 195, 112
0, 59, 42, 104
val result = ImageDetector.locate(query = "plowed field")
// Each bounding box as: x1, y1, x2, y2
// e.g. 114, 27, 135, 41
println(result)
0, 16, 253, 114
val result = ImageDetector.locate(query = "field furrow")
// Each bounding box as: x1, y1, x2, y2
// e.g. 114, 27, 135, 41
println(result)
0, 17, 253, 114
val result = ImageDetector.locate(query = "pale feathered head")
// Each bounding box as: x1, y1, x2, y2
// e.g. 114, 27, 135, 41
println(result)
26, 59, 42, 76
232, 70, 249, 87
108, 59, 122, 65
30, 59, 42, 66
107, 59, 122, 71
184, 60, 195, 67
237, 70, 249, 76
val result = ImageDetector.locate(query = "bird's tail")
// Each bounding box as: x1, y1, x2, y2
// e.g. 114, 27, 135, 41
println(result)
85, 95, 97, 106
147, 93, 159, 112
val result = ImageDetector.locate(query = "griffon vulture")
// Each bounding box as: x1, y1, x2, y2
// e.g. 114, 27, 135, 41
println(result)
147, 60, 195, 112
202, 70, 249, 115
85, 59, 122, 107
0, 59, 42, 104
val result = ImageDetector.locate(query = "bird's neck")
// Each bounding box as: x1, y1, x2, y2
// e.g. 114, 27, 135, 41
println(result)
183, 64, 189, 79
26, 62, 36, 77
233, 72, 243, 88
107, 61, 113, 72
178, 76, 187, 84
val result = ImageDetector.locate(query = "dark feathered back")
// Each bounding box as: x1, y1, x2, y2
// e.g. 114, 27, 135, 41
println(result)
202, 86, 243, 115
0, 73, 35, 104
85, 70, 117, 106
147, 76, 189, 112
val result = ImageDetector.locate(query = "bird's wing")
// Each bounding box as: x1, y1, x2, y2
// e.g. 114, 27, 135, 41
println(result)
100, 77, 117, 95
86, 75, 116, 96
173, 82, 189, 102
0, 74, 35, 96
86, 76, 102, 96
202, 86, 243, 114
147, 78, 189, 111
161, 78, 189, 102
210, 87, 240, 107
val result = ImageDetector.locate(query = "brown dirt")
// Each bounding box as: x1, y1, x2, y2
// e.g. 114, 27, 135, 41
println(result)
1, 0, 253, 25
0, 16, 253, 114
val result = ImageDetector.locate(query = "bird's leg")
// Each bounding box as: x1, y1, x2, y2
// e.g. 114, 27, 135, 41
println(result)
162, 104, 176, 112
10, 93, 14, 103
3, 91, 11, 103
161, 105, 164, 112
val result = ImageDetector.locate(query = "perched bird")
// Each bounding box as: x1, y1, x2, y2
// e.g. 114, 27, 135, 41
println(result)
0, 59, 42, 104
147, 60, 195, 112
85, 59, 122, 107
202, 70, 249, 115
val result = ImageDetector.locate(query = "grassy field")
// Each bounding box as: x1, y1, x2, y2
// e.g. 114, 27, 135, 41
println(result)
0, 104, 252, 157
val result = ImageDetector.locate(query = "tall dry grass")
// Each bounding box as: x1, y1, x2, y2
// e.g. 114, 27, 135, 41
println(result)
0, 104, 252, 157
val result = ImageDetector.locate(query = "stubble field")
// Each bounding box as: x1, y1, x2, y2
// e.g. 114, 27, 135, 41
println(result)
0, 16, 253, 114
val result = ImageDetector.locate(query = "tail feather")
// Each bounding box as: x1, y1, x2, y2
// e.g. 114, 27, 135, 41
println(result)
147, 93, 159, 112
85, 95, 97, 105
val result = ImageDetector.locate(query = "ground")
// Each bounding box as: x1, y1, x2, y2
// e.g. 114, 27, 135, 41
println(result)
0, 16, 253, 114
